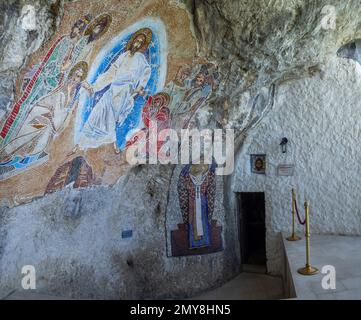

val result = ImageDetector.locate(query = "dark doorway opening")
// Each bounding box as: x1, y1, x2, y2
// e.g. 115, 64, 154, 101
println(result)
237, 192, 266, 267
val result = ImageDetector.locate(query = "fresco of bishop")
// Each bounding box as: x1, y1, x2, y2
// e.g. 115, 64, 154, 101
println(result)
177, 163, 216, 249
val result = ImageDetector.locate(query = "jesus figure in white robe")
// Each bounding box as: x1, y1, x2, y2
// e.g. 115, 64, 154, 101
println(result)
78, 29, 152, 151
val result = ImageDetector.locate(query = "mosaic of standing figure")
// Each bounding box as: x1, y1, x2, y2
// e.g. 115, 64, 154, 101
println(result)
0, 14, 110, 177
74, 20, 167, 152
0, 62, 90, 179
1, 13, 109, 144
171, 163, 223, 256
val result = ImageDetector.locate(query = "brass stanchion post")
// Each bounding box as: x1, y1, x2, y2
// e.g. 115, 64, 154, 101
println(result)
297, 201, 318, 276
286, 188, 301, 241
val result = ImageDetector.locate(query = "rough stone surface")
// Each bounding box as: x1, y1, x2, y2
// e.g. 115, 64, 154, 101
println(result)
0, 166, 239, 299
0, 165, 237, 299
185, 0, 361, 135
0, 165, 172, 299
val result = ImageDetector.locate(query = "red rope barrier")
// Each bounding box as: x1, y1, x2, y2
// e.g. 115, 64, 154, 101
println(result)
294, 198, 306, 225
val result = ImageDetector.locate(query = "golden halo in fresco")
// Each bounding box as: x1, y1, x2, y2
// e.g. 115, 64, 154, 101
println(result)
68, 61, 89, 82
153, 92, 170, 107
126, 28, 153, 53
84, 13, 112, 40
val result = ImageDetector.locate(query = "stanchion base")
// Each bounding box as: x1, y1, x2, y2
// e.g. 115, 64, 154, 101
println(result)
297, 265, 319, 276
286, 234, 301, 241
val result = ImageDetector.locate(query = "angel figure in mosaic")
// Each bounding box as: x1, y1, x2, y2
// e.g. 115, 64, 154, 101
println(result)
170, 64, 216, 129
0, 14, 93, 147
0, 62, 91, 168
0, 13, 112, 150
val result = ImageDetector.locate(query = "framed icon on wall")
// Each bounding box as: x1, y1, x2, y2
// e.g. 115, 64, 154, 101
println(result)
250, 154, 266, 174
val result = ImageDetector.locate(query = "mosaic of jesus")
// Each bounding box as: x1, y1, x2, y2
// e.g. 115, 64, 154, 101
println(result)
74, 19, 167, 153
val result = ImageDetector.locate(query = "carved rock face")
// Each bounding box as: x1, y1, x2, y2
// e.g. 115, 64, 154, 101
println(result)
191, 1, 361, 84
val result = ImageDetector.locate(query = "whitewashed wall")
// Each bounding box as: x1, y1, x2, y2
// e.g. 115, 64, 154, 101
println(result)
231, 57, 361, 274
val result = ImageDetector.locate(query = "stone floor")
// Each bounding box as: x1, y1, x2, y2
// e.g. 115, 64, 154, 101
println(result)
283, 233, 361, 300
8, 234, 361, 300
190, 272, 285, 300
4, 272, 285, 300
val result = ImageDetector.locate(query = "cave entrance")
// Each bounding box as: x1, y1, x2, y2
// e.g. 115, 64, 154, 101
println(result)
237, 192, 266, 270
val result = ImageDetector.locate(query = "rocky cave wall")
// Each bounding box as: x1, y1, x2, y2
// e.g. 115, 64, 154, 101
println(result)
0, 165, 233, 299
1, 0, 361, 299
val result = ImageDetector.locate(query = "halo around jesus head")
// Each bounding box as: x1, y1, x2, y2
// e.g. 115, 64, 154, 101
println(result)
126, 28, 153, 53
